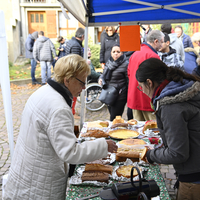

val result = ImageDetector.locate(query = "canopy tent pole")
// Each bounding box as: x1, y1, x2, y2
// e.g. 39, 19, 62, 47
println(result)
0, 10, 14, 160
80, 15, 89, 130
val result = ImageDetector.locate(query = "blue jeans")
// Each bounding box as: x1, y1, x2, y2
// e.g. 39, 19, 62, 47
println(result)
31, 58, 37, 82
40, 61, 52, 84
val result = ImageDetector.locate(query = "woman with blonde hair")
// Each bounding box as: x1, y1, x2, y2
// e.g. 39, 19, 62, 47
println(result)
3, 54, 117, 200
100, 26, 120, 69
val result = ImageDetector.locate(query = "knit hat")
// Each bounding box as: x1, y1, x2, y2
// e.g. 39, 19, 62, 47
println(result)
75, 28, 85, 38
31, 31, 38, 40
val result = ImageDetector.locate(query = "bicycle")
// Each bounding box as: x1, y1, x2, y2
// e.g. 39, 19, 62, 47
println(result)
77, 81, 105, 112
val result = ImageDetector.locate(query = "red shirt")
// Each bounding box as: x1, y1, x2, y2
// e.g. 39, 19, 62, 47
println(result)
127, 44, 160, 111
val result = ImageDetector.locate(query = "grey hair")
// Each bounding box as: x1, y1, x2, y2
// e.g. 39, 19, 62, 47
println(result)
146, 30, 164, 43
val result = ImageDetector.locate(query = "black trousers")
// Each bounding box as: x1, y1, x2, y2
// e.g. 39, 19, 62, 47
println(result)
108, 99, 127, 121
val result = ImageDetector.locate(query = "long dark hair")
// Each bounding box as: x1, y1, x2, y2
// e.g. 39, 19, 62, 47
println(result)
136, 58, 200, 85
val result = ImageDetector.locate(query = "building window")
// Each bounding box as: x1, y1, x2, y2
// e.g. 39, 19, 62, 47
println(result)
40, 14, 44, 23
35, 14, 39, 23
31, 14, 34, 23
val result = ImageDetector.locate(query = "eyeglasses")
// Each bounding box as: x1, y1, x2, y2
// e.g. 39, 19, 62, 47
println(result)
137, 85, 143, 92
106, 29, 113, 32
74, 77, 86, 87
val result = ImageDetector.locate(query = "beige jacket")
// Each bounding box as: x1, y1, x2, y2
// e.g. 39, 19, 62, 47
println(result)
4, 84, 108, 200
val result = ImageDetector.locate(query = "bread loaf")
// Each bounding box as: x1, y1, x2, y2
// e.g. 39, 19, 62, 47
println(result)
140, 146, 148, 162
81, 171, 109, 183
87, 121, 109, 128
115, 155, 139, 163
116, 150, 140, 158
99, 121, 109, 127
85, 163, 113, 175
111, 123, 128, 129
81, 129, 109, 138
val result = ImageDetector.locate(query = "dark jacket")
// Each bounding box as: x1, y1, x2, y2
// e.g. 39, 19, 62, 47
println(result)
25, 34, 36, 59
192, 65, 200, 77
184, 47, 198, 74
147, 80, 200, 181
100, 54, 128, 101
58, 40, 68, 58
33, 36, 57, 62
180, 33, 194, 49
65, 37, 83, 57
158, 46, 184, 70
87, 60, 100, 82
100, 32, 119, 64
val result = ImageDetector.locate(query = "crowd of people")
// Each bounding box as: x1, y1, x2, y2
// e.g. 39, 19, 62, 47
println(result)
6, 24, 200, 199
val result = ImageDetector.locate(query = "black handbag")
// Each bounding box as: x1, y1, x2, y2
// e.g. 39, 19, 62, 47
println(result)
99, 85, 119, 106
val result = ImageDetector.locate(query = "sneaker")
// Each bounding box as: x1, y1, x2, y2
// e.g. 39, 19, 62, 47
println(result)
32, 81, 41, 85
41, 83, 46, 86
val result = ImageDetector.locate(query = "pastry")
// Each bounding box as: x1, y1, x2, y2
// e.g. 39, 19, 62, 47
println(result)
81, 171, 109, 183
110, 123, 128, 129
99, 121, 109, 127
115, 155, 139, 163
84, 163, 113, 175
116, 148, 140, 158
81, 129, 109, 138
109, 129, 139, 139
87, 121, 109, 128
118, 139, 146, 146
142, 120, 158, 134
112, 116, 124, 125
140, 146, 148, 162
116, 165, 140, 178
127, 119, 138, 125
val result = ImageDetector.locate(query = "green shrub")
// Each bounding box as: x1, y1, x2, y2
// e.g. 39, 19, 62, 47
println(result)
90, 44, 101, 68
9, 61, 13, 68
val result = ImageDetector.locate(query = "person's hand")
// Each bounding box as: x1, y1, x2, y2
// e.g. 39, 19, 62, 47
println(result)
101, 63, 105, 69
60, 48, 64, 51
55, 57, 58, 60
98, 79, 102, 86
57, 48, 60, 50
106, 140, 118, 153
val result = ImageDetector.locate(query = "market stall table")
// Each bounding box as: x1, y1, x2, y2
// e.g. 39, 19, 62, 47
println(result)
66, 121, 171, 200
66, 163, 170, 200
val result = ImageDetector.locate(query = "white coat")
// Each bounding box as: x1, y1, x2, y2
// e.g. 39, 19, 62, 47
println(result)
4, 84, 108, 200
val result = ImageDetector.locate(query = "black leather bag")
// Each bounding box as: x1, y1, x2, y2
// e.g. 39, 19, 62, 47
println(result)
99, 85, 119, 106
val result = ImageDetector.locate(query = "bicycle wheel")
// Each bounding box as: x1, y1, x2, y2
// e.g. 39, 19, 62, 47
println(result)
85, 83, 105, 111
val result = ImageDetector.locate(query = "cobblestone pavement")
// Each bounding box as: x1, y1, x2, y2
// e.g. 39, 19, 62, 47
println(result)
0, 83, 176, 199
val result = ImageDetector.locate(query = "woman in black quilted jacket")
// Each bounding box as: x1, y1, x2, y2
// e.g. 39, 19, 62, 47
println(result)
99, 45, 129, 121
100, 26, 120, 69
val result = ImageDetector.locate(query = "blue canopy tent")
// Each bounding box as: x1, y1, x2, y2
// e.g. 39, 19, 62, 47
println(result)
58, 0, 200, 128
58, 0, 200, 26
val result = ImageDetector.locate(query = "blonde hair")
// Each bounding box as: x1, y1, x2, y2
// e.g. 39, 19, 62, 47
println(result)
53, 54, 91, 84
105, 26, 116, 33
